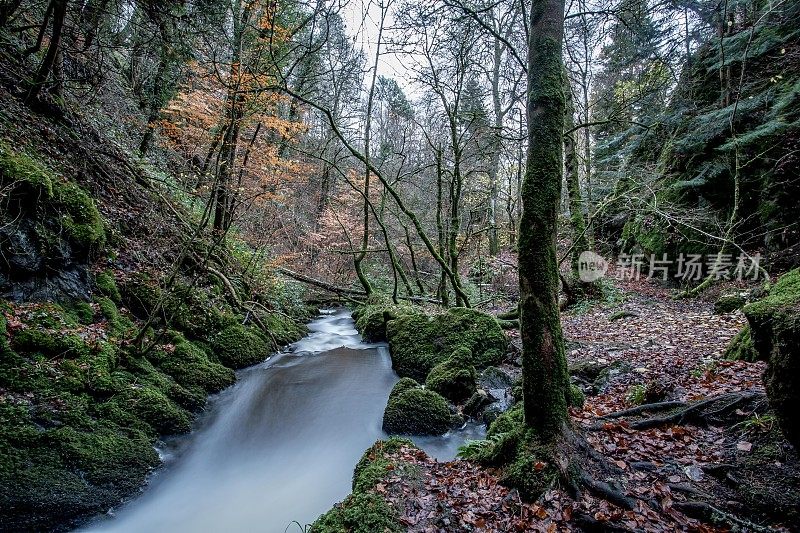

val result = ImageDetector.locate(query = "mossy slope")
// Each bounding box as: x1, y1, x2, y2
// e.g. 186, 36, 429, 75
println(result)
311, 439, 411, 533
743, 268, 800, 448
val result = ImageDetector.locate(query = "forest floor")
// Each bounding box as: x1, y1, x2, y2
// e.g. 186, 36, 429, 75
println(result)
371, 270, 800, 532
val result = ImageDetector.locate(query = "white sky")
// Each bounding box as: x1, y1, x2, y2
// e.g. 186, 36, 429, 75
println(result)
340, 0, 416, 92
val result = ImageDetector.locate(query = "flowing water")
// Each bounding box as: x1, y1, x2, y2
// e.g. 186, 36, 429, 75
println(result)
80, 308, 485, 533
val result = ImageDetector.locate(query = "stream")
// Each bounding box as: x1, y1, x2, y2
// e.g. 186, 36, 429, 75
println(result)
80, 308, 485, 533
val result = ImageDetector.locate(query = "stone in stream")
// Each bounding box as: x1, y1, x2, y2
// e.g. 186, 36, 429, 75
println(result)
382, 379, 458, 436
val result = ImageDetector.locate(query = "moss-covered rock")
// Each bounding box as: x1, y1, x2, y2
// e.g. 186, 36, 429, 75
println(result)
424, 347, 477, 402
0, 142, 105, 252
353, 299, 413, 342
151, 333, 235, 393
211, 323, 270, 368
463, 389, 491, 417
715, 292, 747, 314
743, 268, 800, 448
351, 438, 413, 493
94, 270, 122, 304
120, 274, 162, 318
568, 383, 586, 408
0, 399, 160, 531
312, 439, 411, 533
382, 382, 453, 436
385, 307, 507, 381
388, 377, 420, 399
724, 325, 760, 362
311, 492, 402, 533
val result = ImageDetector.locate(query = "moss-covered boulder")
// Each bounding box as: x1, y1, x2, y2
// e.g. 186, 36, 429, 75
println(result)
424, 347, 477, 402
352, 298, 413, 342
211, 323, 271, 368
0, 143, 105, 300
743, 269, 800, 448
385, 307, 507, 381
150, 333, 235, 393
724, 325, 759, 362
312, 439, 410, 533
715, 292, 748, 314
382, 381, 453, 435
94, 270, 122, 304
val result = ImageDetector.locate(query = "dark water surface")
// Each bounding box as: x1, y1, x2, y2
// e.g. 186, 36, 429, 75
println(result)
80, 308, 484, 533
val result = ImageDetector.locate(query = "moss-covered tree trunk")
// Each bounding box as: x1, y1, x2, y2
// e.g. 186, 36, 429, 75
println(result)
519, 0, 570, 441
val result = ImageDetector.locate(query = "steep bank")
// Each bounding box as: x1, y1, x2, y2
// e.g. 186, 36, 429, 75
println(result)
0, 85, 311, 531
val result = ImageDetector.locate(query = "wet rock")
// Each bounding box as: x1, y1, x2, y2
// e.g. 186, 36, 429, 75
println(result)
479, 366, 513, 390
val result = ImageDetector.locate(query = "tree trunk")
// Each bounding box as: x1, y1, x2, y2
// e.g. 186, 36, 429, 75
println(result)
519, 0, 570, 440
25, 0, 67, 103
487, 36, 504, 257
564, 78, 591, 275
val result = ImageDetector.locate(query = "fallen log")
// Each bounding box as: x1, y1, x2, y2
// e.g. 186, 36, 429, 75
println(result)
274, 267, 441, 304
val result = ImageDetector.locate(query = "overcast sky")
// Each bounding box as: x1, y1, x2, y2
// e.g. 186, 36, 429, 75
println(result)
340, 0, 416, 93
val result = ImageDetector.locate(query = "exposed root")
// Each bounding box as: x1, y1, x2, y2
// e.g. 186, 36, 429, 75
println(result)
673, 501, 776, 532
578, 472, 638, 511
601, 400, 687, 420
588, 391, 765, 431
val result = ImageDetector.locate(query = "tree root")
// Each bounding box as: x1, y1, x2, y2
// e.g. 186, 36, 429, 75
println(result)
601, 400, 687, 420
589, 392, 763, 431
628, 391, 761, 430
578, 472, 638, 510
673, 501, 775, 532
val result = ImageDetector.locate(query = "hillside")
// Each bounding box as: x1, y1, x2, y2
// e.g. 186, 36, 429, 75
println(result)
0, 84, 311, 530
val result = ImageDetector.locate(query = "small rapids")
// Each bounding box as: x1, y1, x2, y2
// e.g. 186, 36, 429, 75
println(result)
80, 308, 484, 533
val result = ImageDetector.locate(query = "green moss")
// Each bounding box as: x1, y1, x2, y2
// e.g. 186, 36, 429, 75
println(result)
0, 142, 55, 198
382, 384, 453, 436
95, 270, 122, 304
424, 347, 477, 402
117, 385, 192, 435
95, 296, 134, 338
714, 292, 747, 314
120, 274, 162, 318
0, 143, 104, 257
353, 299, 413, 342
500, 440, 559, 501
724, 325, 760, 362
311, 492, 402, 533
312, 438, 411, 533
386, 307, 507, 381
65, 300, 94, 324
52, 181, 105, 250
259, 310, 306, 345
388, 377, 419, 400
211, 323, 270, 369
11, 316, 93, 360
0, 399, 160, 530
743, 268, 800, 448
487, 403, 524, 439
568, 384, 585, 408
352, 438, 413, 493
50, 424, 158, 487
150, 333, 235, 393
